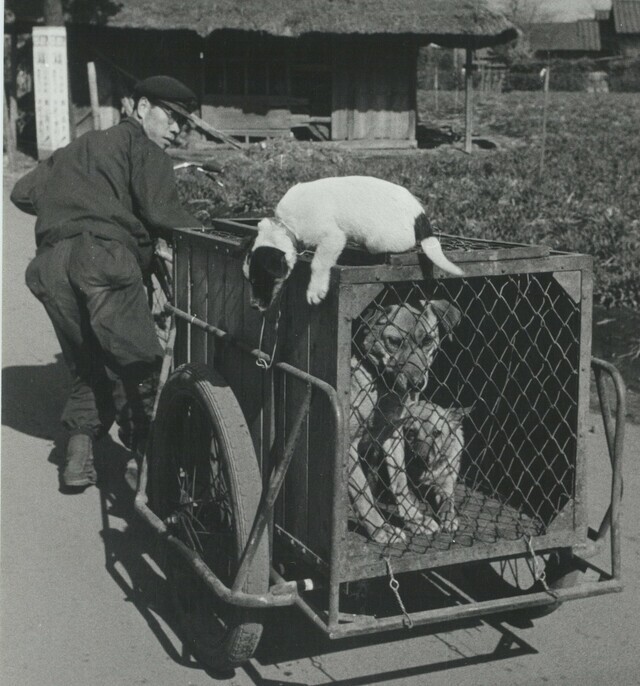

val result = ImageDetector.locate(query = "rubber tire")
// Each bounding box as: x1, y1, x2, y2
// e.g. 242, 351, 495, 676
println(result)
150, 363, 269, 671
487, 548, 581, 623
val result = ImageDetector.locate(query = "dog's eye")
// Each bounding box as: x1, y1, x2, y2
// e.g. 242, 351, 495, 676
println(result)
431, 429, 442, 439
405, 428, 417, 441
386, 334, 403, 349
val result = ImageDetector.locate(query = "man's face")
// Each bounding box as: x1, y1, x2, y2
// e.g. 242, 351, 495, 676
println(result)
136, 97, 182, 149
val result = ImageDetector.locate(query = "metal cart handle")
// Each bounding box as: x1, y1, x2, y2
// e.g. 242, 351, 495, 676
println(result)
590, 357, 626, 580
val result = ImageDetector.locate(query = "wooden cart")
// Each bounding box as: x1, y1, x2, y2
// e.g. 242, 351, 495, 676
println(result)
135, 218, 626, 672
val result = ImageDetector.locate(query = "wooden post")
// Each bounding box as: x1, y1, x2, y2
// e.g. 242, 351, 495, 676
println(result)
4, 90, 16, 171
434, 64, 439, 114
464, 48, 473, 154
539, 66, 551, 177
453, 48, 459, 109
9, 24, 19, 156
87, 62, 101, 130
199, 42, 206, 111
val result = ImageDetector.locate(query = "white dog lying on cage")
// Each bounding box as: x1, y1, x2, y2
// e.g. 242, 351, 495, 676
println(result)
243, 176, 464, 311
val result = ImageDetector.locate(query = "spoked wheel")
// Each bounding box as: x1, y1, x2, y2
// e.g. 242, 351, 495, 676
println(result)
150, 364, 269, 671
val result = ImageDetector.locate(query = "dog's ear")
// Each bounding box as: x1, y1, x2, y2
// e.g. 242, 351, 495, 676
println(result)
428, 300, 462, 335
362, 304, 393, 328
254, 246, 290, 278
450, 405, 473, 423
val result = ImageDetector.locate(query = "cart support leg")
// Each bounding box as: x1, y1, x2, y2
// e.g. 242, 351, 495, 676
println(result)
591, 357, 626, 580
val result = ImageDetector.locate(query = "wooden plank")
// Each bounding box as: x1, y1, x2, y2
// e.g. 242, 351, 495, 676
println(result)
281, 265, 311, 542
315, 138, 417, 150
201, 106, 293, 130
173, 235, 190, 366
575, 267, 593, 535
219, 253, 245, 404
3, 91, 15, 172
331, 39, 349, 140
337, 255, 593, 284
206, 249, 223, 367
209, 128, 293, 139
187, 111, 244, 149
408, 42, 418, 140
387, 245, 550, 266
202, 94, 308, 109
464, 49, 474, 154
273, 363, 287, 528
190, 248, 208, 365
308, 281, 347, 563
87, 62, 101, 131
241, 277, 269, 473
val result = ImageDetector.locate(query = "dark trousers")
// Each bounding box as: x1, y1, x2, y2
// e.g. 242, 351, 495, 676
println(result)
25, 232, 163, 452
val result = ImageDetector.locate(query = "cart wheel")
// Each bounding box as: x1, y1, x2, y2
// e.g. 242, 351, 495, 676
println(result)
488, 549, 581, 622
150, 364, 269, 671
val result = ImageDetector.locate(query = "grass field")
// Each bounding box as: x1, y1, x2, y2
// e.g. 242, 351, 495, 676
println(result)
176, 91, 640, 313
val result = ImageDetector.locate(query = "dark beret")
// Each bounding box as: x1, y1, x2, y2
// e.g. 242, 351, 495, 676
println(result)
133, 75, 197, 118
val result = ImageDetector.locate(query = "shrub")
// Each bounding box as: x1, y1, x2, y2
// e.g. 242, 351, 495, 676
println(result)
176, 92, 640, 309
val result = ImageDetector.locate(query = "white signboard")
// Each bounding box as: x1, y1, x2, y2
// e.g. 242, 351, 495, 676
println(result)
33, 26, 71, 159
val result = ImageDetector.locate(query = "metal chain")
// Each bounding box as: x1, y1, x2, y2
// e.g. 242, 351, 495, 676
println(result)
256, 302, 282, 370
524, 535, 559, 600
384, 556, 414, 628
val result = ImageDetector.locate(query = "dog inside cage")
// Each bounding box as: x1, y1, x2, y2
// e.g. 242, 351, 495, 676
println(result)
348, 274, 581, 554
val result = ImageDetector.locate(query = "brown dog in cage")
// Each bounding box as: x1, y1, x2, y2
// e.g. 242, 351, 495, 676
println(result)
403, 400, 472, 534
349, 299, 462, 544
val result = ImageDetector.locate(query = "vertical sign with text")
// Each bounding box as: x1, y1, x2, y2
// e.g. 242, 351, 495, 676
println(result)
33, 26, 71, 159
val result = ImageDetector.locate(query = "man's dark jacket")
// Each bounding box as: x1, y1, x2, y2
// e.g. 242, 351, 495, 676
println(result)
10, 118, 200, 268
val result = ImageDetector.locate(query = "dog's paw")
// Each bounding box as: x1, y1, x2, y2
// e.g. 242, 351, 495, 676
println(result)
440, 514, 460, 534
370, 523, 408, 546
405, 513, 440, 537
306, 284, 329, 306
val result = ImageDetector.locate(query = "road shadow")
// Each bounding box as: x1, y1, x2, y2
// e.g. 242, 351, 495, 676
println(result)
94, 448, 200, 672
1, 354, 70, 441
244, 585, 536, 686
94, 447, 241, 681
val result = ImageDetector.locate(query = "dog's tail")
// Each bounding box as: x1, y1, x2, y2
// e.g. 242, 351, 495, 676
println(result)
415, 214, 464, 276
420, 237, 465, 277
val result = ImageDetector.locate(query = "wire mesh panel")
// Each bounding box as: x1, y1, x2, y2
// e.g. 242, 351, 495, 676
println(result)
346, 271, 583, 563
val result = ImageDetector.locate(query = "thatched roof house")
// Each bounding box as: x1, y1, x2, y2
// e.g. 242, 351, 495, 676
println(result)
103, 0, 517, 47
51, 1, 518, 145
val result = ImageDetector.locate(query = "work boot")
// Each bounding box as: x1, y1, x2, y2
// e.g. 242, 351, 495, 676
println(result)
63, 433, 97, 488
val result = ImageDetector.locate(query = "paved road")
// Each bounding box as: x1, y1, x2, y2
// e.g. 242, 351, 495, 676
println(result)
2, 171, 639, 685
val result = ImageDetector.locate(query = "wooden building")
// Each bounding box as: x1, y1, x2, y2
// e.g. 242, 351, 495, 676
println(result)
612, 0, 640, 57
63, 0, 516, 147
528, 20, 608, 60
526, 2, 640, 62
